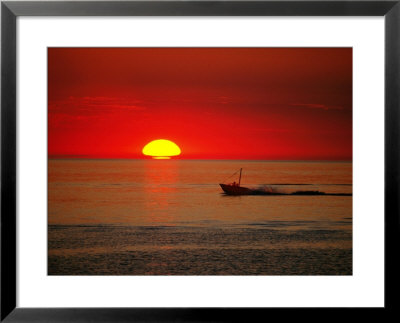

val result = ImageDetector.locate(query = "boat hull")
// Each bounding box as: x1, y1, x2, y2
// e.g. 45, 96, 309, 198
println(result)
219, 184, 254, 195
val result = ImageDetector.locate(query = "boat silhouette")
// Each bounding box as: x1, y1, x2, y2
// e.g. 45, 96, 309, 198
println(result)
219, 168, 254, 195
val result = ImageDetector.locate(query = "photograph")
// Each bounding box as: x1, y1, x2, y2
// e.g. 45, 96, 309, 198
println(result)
48, 47, 352, 275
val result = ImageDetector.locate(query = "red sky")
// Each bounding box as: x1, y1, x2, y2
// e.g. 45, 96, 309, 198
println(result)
48, 48, 352, 160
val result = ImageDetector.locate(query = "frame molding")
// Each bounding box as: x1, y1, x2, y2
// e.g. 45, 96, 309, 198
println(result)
1, 1, 399, 321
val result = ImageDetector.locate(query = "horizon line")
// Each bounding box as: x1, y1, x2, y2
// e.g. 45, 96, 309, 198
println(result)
48, 157, 352, 162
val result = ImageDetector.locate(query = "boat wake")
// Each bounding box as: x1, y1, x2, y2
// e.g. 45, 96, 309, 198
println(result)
223, 187, 351, 196
219, 169, 352, 196
256, 185, 281, 194
223, 185, 351, 196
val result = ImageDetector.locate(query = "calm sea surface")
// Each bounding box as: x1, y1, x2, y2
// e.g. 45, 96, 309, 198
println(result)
48, 160, 352, 275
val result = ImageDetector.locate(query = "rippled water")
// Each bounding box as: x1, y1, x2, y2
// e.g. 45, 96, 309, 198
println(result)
48, 160, 352, 275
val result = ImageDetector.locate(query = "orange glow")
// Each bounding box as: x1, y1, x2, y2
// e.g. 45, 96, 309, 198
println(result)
142, 139, 181, 159
48, 48, 352, 161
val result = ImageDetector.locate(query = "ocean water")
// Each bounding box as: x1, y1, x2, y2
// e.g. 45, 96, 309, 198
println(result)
48, 160, 352, 275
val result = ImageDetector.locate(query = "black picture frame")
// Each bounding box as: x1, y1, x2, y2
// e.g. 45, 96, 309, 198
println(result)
1, 0, 399, 321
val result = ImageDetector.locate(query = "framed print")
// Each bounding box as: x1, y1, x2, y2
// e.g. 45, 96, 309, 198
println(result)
1, 0, 399, 321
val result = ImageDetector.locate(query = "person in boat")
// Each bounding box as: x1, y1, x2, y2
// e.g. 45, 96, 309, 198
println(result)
232, 181, 238, 187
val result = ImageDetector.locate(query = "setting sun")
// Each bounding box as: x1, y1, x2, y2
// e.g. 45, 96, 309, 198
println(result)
142, 139, 181, 159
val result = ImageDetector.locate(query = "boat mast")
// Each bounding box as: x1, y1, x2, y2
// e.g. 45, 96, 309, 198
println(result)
239, 168, 242, 186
